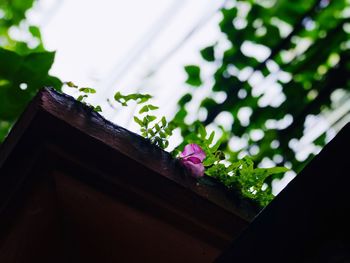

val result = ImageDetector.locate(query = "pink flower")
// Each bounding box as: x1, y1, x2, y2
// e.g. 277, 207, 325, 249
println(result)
179, 143, 206, 178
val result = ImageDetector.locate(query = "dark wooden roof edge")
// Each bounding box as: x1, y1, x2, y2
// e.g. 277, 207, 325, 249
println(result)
1, 87, 257, 222
215, 122, 350, 262
0, 89, 43, 168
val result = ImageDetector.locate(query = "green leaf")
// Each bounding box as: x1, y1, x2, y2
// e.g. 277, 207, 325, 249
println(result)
161, 116, 167, 127
164, 140, 169, 149
77, 95, 87, 102
241, 156, 254, 172
139, 104, 159, 114
114, 91, 152, 106
137, 95, 152, 104
198, 124, 207, 139
155, 123, 160, 131
207, 131, 215, 145
210, 139, 221, 153
0, 48, 22, 77
134, 116, 143, 126
139, 105, 149, 114
148, 129, 155, 136
94, 105, 102, 112
159, 131, 166, 138
79, 87, 96, 94
24, 51, 55, 74
146, 115, 157, 123
184, 65, 202, 87
148, 104, 159, 110
203, 156, 217, 167
253, 167, 289, 177
66, 81, 78, 88
200, 45, 215, 62
158, 140, 165, 149
178, 93, 192, 106
29, 26, 42, 39
165, 126, 173, 135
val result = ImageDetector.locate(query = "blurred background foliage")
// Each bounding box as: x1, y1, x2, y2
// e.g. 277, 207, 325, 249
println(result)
1, 0, 350, 193
174, 0, 350, 181
0, 0, 61, 141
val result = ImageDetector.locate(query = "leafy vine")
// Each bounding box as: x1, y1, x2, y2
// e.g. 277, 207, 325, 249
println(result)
67, 83, 288, 207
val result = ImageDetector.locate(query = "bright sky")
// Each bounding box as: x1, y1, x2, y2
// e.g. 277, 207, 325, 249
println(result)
28, 0, 225, 125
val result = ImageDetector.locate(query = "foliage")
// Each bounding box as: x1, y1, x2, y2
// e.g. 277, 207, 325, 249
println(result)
0, 0, 62, 142
66, 82, 101, 112
67, 85, 170, 148
0, 0, 46, 54
206, 158, 288, 207
69, 84, 288, 206
174, 0, 350, 178
113, 91, 175, 149
114, 91, 152, 106
173, 121, 288, 206
184, 65, 202, 87
67, 85, 175, 149
0, 47, 62, 142
0, 0, 302, 207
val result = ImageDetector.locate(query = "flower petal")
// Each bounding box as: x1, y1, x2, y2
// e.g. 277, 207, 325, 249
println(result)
182, 160, 205, 178
185, 156, 202, 164
180, 143, 206, 161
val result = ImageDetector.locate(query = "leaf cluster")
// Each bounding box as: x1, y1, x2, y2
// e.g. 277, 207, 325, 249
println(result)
206, 156, 288, 207
113, 91, 174, 149
0, 1, 61, 142
173, 121, 288, 207
175, 0, 350, 179
0, 48, 62, 142
114, 91, 152, 106
134, 115, 174, 149
66, 82, 102, 112
0, 0, 45, 54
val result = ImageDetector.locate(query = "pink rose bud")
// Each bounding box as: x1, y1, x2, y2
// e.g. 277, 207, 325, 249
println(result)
179, 143, 206, 178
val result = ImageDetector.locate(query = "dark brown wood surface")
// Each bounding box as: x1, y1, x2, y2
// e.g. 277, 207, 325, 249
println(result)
216, 123, 350, 262
0, 88, 255, 262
